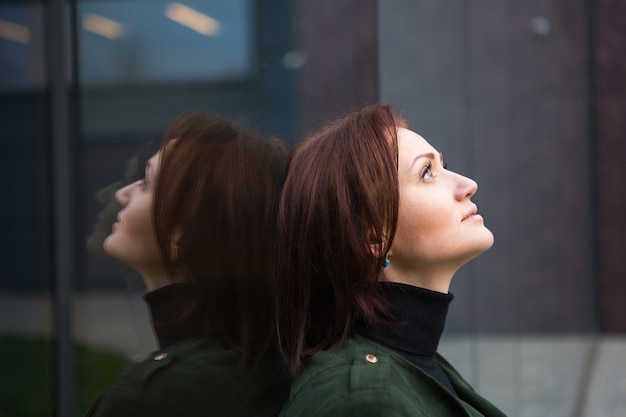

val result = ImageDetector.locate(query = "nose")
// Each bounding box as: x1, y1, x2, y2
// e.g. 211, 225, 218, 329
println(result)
115, 182, 133, 206
454, 173, 478, 200
96, 181, 121, 204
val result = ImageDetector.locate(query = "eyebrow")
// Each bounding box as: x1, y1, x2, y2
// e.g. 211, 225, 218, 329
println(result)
145, 161, 153, 180
410, 152, 444, 171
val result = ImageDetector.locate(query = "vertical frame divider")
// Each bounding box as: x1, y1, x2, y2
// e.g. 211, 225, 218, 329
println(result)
47, 0, 78, 415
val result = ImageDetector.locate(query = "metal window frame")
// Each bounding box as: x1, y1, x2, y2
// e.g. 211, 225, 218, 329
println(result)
47, 0, 79, 415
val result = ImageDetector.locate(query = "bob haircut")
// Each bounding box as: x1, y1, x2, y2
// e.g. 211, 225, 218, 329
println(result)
153, 113, 291, 366
276, 104, 407, 375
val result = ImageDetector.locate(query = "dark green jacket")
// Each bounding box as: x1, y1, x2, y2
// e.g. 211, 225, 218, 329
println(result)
86, 337, 284, 417
280, 336, 507, 417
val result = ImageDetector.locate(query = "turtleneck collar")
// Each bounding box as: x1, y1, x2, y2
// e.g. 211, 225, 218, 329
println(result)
144, 282, 200, 349
354, 281, 457, 395
356, 281, 453, 357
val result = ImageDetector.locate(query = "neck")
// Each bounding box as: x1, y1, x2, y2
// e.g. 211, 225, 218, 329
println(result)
139, 268, 173, 292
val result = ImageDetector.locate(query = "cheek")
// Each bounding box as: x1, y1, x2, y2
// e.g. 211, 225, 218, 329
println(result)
398, 197, 452, 236
124, 215, 156, 247
111, 198, 156, 248
126, 212, 154, 236
392, 196, 457, 257
123, 197, 154, 233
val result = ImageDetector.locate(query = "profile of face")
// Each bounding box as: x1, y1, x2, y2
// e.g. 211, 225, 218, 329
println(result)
103, 151, 164, 280
384, 128, 494, 288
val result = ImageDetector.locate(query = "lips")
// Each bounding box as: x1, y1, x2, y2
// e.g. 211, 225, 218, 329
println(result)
462, 205, 478, 222
112, 213, 122, 230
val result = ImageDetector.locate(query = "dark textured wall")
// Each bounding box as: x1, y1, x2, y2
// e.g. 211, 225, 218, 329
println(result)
596, 0, 626, 332
292, 0, 379, 136
379, 0, 598, 332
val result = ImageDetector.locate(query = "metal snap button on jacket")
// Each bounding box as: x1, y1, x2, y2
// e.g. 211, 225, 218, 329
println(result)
365, 354, 378, 363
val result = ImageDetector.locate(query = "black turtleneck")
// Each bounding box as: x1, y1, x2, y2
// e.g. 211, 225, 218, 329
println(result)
354, 282, 457, 396
144, 283, 200, 349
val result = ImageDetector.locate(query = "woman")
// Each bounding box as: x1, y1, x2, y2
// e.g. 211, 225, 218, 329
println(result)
86, 113, 291, 417
276, 104, 506, 416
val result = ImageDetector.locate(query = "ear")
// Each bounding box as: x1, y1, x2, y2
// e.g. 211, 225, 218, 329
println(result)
369, 242, 382, 258
369, 241, 392, 269
368, 227, 392, 256
170, 230, 182, 260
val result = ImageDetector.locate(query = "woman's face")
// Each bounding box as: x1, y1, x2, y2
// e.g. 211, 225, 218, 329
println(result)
385, 128, 494, 285
103, 151, 164, 277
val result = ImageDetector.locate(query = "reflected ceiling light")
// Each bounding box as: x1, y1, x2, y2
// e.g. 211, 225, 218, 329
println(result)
82, 13, 124, 40
165, 3, 220, 36
0, 19, 31, 44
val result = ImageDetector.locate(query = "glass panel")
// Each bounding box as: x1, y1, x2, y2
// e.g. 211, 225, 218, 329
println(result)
77, 0, 254, 86
0, 2, 54, 416
76, 0, 295, 414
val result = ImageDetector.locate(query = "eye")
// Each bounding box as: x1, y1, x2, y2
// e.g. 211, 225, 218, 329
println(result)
421, 162, 435, 180
138, 177, 148, 190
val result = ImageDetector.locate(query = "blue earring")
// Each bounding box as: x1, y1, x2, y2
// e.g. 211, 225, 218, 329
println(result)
384, 258, 390, 268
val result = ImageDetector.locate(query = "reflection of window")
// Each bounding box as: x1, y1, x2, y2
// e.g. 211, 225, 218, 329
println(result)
0, 4, 42, 92
78, 0, 254, 86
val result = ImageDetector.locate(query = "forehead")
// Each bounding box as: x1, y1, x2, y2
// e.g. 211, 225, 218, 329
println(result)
146, 151, 161, 176
147, 151, 161, 166
397, 128, 437, 158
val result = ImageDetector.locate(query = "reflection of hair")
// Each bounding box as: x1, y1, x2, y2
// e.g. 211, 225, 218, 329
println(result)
276, 104, 406, 375
153, 113, 291, 366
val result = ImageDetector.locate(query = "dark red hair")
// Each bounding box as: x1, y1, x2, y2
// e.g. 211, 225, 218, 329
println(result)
153, 113, 291, 366
276, 104, 406, 375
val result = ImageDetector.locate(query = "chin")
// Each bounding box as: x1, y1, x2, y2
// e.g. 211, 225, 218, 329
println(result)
474, 228, 495, 254
102, 234, 122, 260
458, 230, 495, 265
476, 227, 494, 247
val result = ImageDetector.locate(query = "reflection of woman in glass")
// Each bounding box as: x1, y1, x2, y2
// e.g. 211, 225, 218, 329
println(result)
86, 142, 157, 291
86, 113, 291, 417
276, 105, 506, 416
